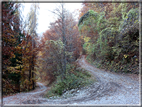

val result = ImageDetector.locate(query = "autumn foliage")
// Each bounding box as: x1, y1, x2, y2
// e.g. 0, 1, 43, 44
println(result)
37, 9, 82, 85
2, 1, 139, 97
78, 1, 139, 73
2, 2, 39, 95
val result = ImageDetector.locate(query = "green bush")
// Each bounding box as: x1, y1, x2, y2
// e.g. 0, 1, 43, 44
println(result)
46, 64, 94, 97
82, 7, 139, 74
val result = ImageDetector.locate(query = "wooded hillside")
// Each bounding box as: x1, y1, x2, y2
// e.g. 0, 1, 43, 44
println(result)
2, 1, 139, 96
78, 2, 139, 74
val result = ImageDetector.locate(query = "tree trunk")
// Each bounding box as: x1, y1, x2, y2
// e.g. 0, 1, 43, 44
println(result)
61, 3, 66, 80
29, 62, 31, 82
31, 55, 35, 90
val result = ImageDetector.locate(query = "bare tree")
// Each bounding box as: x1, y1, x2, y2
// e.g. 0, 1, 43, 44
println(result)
49, 3, 67, 80
40, 3, 81, 83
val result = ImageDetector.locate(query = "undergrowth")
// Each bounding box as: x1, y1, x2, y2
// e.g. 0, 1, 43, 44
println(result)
45, 63, 95, 97
86, 56, 139, 74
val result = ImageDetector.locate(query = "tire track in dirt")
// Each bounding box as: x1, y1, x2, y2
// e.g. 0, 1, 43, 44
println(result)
2, 56, 140, 105
72, 55, 140, 104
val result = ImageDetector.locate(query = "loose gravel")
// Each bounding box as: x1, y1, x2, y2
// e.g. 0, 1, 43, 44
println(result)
2, 56, 140, 105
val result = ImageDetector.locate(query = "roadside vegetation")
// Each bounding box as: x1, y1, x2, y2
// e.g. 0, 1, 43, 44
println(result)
36, 3, 95, 97
45, 64, 94, 97
2, 1, 139, 97
78, 2, 139, 74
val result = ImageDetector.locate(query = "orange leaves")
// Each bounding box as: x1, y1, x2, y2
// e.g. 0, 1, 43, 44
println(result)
2, 2, 41, 94
2, 2, 20, 68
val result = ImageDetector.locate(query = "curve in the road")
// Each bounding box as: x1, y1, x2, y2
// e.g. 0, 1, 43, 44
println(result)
2, 56, 140, 105
3, 82, 47, 104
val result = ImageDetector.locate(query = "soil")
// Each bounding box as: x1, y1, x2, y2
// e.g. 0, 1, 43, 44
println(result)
2, 55, 140, 105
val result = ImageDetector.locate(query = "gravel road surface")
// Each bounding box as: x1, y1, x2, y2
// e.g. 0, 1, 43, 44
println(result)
2, 55, 140, 106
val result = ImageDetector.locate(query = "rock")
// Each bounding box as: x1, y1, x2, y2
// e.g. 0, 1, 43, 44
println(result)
128, 86, 132, 89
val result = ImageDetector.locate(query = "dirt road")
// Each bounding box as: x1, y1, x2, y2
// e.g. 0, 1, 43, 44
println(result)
2, 82, 48, 105
2, 56, 140, 105
74, 55, 140, 104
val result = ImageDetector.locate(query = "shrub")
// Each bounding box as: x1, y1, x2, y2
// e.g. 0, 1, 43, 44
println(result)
46, 64, 94, 97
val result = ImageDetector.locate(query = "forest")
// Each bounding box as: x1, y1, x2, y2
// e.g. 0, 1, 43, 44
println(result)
2, 1, 139, 98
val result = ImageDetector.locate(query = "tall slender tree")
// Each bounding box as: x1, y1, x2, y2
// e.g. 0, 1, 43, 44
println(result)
2, 2, 23, 94
49, 3, 67, 80
38, 4, 81, 83
26, 3, 39, 89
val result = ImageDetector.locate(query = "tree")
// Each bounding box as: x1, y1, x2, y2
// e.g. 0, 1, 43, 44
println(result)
78, 2, 139, 73
24, 3, 39, 90
2, 2, 40, 95
48, 3, 68, 80
38, 4, 81, 84
2, 2, 23, 94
